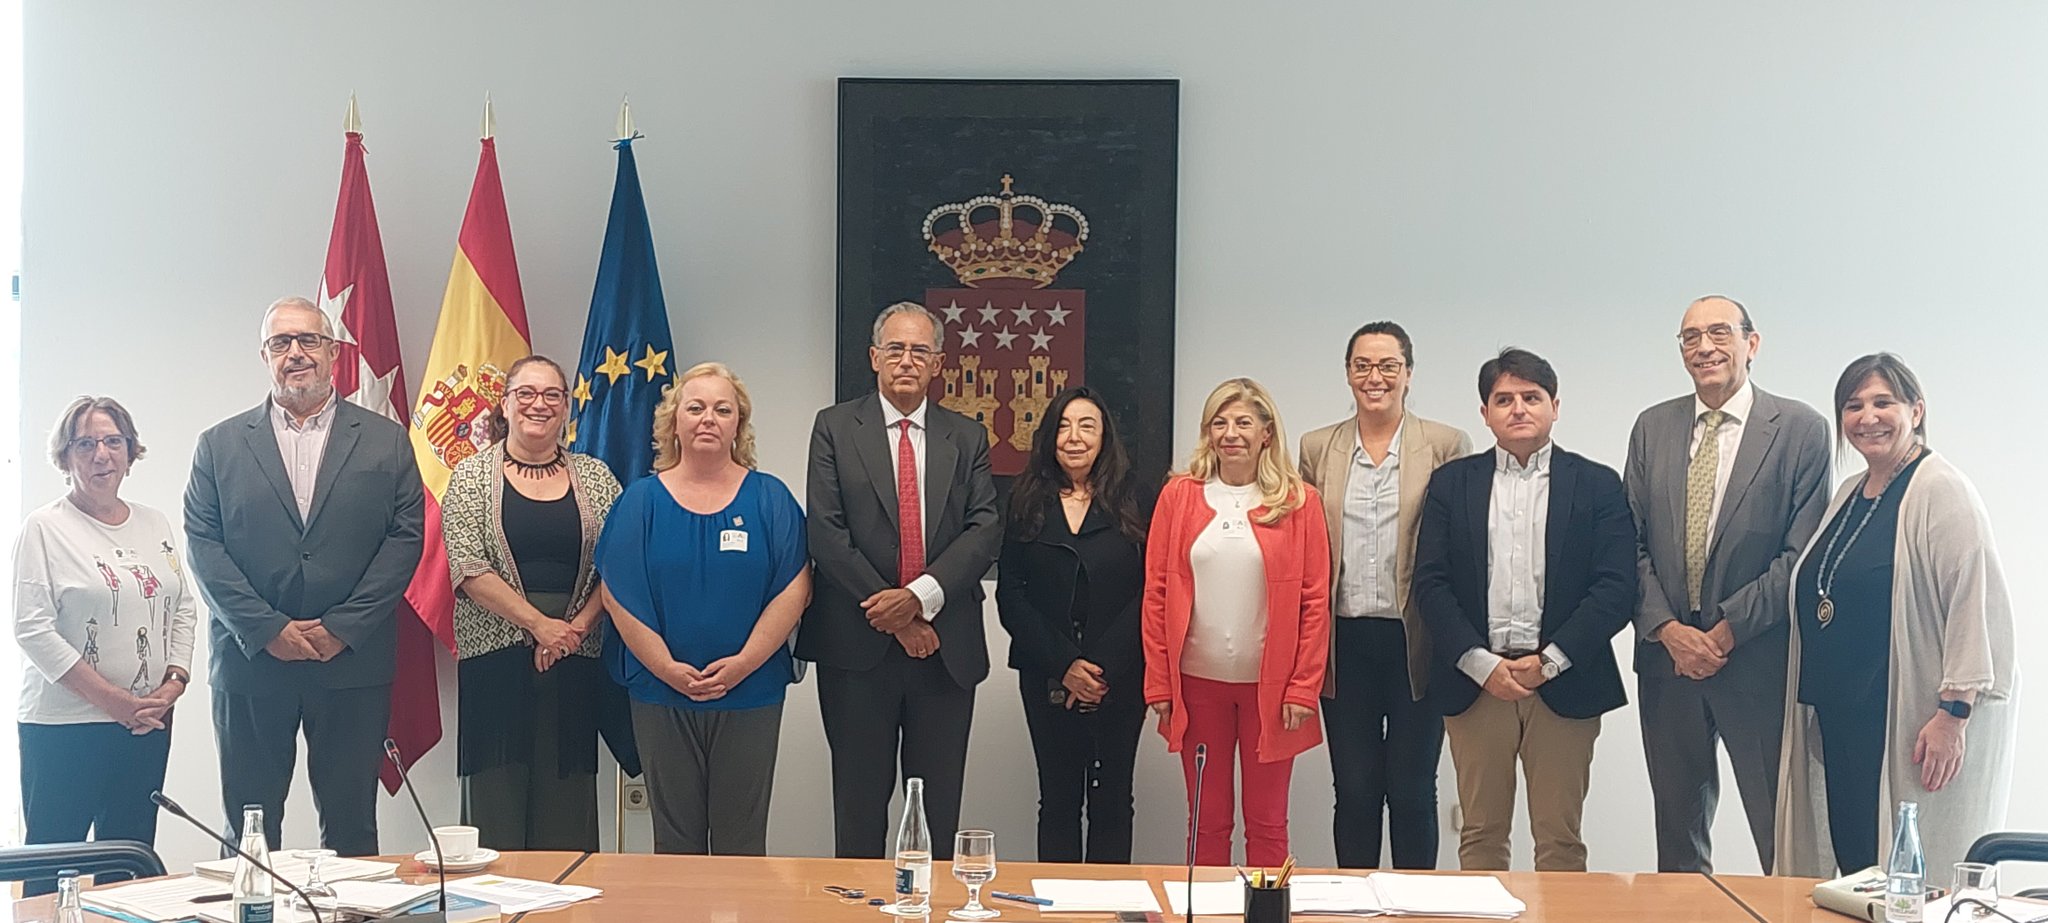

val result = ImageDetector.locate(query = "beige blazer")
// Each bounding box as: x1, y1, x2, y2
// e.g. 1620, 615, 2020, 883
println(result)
1299, 411, 1471, 700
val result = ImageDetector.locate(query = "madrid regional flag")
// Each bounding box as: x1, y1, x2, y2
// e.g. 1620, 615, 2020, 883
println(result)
316, 112, 445, 792
408, 133, 534, 668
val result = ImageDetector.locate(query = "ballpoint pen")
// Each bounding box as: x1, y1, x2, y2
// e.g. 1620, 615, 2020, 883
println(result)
990, 891, 1054, 907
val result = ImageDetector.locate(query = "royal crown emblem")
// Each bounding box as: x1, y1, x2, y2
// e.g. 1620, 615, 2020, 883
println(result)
923, 175, 1090, 289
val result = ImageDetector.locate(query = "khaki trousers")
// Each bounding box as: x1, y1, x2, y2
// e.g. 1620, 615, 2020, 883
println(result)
1443, 693, 1601, 871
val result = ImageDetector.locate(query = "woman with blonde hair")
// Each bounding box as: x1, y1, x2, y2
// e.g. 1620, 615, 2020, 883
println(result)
441, 355, 621, 850
597, 361, 811, 855
1142, 377, 1331, 866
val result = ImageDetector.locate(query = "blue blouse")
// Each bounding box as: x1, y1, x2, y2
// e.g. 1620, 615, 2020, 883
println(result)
596, 469, 807, 711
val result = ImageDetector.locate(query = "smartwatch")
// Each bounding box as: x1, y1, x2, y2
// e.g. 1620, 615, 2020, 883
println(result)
1937, 699, 1972, 720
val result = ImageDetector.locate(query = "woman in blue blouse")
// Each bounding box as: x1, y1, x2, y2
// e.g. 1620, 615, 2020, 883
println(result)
597, 361, 811, 856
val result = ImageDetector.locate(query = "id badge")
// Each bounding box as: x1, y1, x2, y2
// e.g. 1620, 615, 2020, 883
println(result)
719, 529, 749, 552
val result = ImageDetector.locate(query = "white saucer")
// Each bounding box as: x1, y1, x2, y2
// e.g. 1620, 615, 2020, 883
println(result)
414, 847, 498, 872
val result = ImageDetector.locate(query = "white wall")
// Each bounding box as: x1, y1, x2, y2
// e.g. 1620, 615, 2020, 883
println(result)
19, 1, 2046, 877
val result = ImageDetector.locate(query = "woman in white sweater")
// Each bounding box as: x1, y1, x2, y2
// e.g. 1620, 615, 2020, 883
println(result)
1774, 354, 2019, 877
12, 397, 196, 879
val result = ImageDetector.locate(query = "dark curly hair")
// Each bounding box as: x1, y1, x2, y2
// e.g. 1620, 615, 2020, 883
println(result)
1006, 386, 1146, 545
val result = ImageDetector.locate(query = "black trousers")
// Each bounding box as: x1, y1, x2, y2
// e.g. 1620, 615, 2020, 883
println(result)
816, 647, 975, 860
1814, 694, 1888, 875
1016, 672, 1147, 863
1322, 617, 1443, 869
18, 719, 173, 895
212, 684, 390, 856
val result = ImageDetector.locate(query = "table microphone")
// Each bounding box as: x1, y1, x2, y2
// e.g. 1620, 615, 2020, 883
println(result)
384, 738, 449, 921
149, 791, 327, 923
1186, 742, 1206, 921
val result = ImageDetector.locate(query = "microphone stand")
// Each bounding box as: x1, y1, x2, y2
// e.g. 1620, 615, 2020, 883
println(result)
149, 792, 326, 923
384, 738, 450, 921
1187, 743, 1206, 922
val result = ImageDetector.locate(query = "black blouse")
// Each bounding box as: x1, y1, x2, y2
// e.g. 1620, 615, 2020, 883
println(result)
995, 498, 1145, 684
1795, 452, 1928, 708
502, 480, 581, 595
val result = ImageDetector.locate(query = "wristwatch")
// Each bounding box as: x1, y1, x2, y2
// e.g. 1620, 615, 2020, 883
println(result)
1937, 699, 1972, 720
1539, 652, 1563, 680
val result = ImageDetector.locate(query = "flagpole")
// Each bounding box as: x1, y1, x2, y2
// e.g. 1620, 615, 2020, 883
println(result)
615, 95, 635, 143
611, 90, 634, 856
481, 93, 495, 140
344, 92, 361, 134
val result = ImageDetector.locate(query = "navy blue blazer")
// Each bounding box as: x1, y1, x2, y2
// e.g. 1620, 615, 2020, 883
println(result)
1412, 446, 1636, 720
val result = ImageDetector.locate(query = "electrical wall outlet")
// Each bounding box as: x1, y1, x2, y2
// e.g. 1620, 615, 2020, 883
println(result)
623, 780, 650, 812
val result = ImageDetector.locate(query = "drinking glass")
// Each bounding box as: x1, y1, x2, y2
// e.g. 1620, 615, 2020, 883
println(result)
950, 830, 998, 920
1951, 861, 1998, 918
294, 849, 339, 913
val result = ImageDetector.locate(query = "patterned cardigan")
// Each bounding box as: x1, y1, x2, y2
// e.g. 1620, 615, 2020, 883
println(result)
441, 443, 623, 660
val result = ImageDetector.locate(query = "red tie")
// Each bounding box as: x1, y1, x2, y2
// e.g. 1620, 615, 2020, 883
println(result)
896, 419, 925, 585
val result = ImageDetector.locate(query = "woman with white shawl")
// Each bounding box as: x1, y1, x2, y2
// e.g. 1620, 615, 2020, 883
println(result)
1773, 353, 2019, 877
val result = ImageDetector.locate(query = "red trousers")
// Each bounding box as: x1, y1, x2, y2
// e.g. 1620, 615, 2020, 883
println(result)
1179, 675, 1295, 867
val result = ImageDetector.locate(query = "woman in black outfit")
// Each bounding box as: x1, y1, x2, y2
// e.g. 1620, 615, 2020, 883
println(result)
997, 386, 1150, 863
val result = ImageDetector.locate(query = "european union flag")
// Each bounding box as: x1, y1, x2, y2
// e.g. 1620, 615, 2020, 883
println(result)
571, 136, 673, 485
572, 135, 672, 780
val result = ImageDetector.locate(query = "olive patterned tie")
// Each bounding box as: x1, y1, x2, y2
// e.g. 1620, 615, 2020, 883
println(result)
1685, 409, 1728, 612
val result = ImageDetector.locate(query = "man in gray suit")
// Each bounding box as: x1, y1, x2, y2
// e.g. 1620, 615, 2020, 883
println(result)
1625, 295, 1830, 873
184, 296, 424, 854
797, 302, 1001, 860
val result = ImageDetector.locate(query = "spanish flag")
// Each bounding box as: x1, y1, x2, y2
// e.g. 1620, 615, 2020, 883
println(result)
406, 128, 533, 662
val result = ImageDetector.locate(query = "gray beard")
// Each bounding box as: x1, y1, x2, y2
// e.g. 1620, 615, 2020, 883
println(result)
274, 380, 335, 415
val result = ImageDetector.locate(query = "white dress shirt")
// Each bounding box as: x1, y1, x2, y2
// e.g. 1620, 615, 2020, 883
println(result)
1458, 443, 1572, 685
270, 393, 338, 520
1182, 479, 1268, 683
1336, 426, 1402, 619
1689, 380, 1754, 545
880, 398, 945, 620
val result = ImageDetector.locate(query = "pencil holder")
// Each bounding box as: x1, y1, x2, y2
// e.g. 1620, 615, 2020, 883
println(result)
1244, 882, 1290, 923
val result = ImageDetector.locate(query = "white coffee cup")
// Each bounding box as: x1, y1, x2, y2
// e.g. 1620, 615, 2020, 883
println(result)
431, 825, 479, 861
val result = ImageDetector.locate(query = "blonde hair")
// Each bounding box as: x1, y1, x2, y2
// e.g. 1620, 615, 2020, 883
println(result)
651, 361, 757, 471
1181, 377, 1304, 524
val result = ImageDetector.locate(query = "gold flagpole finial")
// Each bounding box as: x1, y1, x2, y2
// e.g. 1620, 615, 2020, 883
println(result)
344, 93, 362, 134
615, 95, 636, 142
481, 94, 496, 141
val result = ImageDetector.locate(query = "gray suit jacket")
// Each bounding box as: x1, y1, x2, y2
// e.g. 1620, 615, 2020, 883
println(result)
1624, 386, 1831, 669
796, 393, 1002, 690
184, 400, 425, 692
1298, 411, 1470, 700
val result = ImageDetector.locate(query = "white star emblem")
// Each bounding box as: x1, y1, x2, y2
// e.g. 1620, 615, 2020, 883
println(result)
1011, 303, 1036, 326
977, 302, 1003, 326
1029, 328, 1053, 352
957, 327, 982, 349
941, 300, 965, 325
352, 361, 402, 423
317, 281, 360, 345
1044, 302, 1071, 326
992, 327, 1019, 350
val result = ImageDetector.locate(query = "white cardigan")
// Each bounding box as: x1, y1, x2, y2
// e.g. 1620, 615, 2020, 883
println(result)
1772, 452, 2020, 876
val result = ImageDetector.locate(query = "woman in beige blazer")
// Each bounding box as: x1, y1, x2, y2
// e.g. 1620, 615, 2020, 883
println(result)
1297, 321, 1470, 870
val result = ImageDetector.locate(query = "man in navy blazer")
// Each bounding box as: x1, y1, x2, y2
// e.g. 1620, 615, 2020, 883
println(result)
1413, 348, 1635, 872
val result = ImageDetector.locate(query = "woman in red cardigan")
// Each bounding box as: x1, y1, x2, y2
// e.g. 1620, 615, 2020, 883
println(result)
1143, 377, 1331, 867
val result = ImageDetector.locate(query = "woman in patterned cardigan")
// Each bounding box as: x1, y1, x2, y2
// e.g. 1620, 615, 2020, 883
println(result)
442, 355, 622, 851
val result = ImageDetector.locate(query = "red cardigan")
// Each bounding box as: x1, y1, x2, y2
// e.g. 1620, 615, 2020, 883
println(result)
1141, 475, 1331, 763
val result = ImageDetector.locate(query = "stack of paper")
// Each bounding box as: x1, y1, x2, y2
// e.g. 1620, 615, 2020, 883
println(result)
447, 874, 601, 914
1026, 879, 1163, 913
1163, 872, 1524, 918
193, 852, 401, 887
82, 876, 231, 922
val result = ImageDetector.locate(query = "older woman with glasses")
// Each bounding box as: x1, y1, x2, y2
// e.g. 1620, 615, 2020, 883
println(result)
441, 355, 622, 851
13, 397, 196, 892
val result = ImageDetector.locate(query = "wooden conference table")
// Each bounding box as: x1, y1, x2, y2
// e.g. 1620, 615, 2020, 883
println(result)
13, 850, 1842, 922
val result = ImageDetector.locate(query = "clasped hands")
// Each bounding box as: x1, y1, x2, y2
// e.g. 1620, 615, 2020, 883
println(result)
264, 619, 347, 663
1483, 655, 1553, 701
1659, 621, 1734, 681
863, 587, 940, 659
658, 650, 767, 703
530, 614, 600, 673
113, 677, 185, 736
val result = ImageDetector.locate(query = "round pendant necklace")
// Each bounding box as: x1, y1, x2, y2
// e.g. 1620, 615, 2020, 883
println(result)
1814, 445, 1919, 628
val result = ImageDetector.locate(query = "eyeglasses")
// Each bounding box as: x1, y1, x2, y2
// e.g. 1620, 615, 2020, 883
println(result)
69, 434, 129, 455
510, 387, 569, 407
878, 343, 937, 363
263, 333, 336, 355
1676, 324, 1750, 348
1347, 359, 1407, 378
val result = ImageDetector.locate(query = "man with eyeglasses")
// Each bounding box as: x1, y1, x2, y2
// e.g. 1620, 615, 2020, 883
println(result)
1297, 321, 1470, 869
1625, 295, 1831, 873
183, 296, 425, 855
797, 301, 1001, 859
